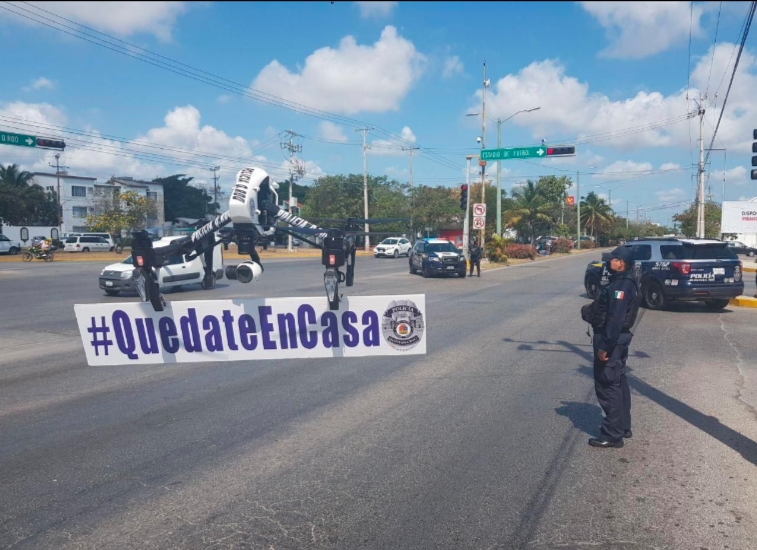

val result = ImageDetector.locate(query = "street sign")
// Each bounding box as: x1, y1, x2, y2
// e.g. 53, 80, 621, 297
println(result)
472, 217, 486, 230
565, 196, 575, 205
1, 131, 36, 148
481, 146, 545, 161
473, 203, 486, 217
481, 145, 576, 161
478, 160, 486, 166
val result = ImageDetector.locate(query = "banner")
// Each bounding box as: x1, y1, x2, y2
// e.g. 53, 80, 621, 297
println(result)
75, 295, 426, 366
721, 201, 757, 234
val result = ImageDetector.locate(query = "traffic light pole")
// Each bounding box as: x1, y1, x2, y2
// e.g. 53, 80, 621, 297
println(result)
463, 156, 473, 260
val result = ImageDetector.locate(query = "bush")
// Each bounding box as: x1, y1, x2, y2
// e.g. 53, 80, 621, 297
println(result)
551, 238, 573, 254
484, 235, 509, 264
579, 240, 596, 249
118, 237, 133, 248
505, 244, 538, 259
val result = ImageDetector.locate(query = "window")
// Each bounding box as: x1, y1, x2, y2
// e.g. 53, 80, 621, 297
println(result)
413, 242, 424, 253
73, 206, 89, 218
81, 237, 97, 243
632, 245, 651, 261
65, 237, 78, 244
0, 235, 9, 242
147, 191, 158, 201
72, 186, 87, 197
680, 244, 737, 260
660, 246, 682, 260
426, 242, 458, 253
72, 226, 87, 232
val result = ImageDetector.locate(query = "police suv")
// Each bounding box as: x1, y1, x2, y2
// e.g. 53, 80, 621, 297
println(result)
408, 238, 467, 278
584, 238, 743, 310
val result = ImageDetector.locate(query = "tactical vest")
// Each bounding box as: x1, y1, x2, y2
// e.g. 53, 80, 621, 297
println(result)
581, 274, 640, 331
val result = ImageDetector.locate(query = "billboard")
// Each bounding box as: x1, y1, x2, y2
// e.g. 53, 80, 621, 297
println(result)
721, 201, 757, 234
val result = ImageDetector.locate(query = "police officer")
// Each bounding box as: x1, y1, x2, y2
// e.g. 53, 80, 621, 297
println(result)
589, 245, 640, 448
469, 237, 482, 277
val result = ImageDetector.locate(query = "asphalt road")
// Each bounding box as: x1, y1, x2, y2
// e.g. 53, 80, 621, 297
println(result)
1, 253, 756, 550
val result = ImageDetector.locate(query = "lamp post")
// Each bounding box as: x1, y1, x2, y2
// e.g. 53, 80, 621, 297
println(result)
466, 107, 540, 237
210, 166, 220, 216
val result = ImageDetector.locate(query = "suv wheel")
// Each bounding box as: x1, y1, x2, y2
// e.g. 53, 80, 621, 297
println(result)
585, 274, 601, 300
749, 250, 755, 257
409, 260, 416, 274
393, 249, 399, 258
422, 265, 429, 278
643, 280, 667, 310
82, 247, 90, 252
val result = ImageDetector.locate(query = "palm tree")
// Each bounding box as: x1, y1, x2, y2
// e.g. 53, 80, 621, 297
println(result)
0, 164, 34, 187
580, 192, 614, 238
504, 180, 553, 245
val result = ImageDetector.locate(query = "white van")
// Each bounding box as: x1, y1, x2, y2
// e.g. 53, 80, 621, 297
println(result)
64, 235, 113, 252
98, 235, 224, 296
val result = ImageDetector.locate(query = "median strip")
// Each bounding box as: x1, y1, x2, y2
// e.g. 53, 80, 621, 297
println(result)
729, 296, 757, 309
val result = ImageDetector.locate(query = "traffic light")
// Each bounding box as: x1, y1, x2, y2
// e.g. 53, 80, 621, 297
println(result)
460, 184, 468, 211
752, 129, 757, 180
36, 138, 65, 150
546, 145, 576, 157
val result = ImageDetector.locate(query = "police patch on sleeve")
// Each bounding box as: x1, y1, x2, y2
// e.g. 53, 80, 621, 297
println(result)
614, 290, 625, 299
382, 299, 425, 351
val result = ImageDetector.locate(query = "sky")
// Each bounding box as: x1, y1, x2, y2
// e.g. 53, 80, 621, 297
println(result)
1, 0, 756, 225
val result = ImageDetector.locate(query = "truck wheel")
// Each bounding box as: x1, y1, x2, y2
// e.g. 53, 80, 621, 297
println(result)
422, 265, 429, 278
643, 280, 667, 310
393, 249, 399, 258
9, 247, 19, 255
409, 260, 416, 274
585, 275, 601, 300
104, 289, 120, 296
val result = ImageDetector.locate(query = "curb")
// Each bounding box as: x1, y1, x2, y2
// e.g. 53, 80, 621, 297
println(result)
482, 247, 612, 275
743, 265, 756, 273
729, 296, 757, 308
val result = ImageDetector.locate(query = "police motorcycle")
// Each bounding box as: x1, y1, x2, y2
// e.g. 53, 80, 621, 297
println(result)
129, 166, 407, 312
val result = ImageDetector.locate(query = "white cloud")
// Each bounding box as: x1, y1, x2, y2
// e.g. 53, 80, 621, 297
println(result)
23, 77, 55, 92
442, 55, 464, 79
14, 1, 190, 41
319, 121, 348, 143
371, 126, 416, 156
580, 1, 706, 59
252, 26, 425, 115
0, 101, 68, 170
476, 42, 757, 152
355, 1, 398, 18
656, 187, 688, 202
217, 95, 232, 104
593, 160, 654, 177
660, 162, 681, 170
712, 165, 750, 187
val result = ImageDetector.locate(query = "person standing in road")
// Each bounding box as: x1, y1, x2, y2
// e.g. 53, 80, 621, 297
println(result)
469, 237, 481, 277
588, 245, 640, 449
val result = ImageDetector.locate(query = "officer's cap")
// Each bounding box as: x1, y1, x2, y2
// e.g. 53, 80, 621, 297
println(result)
609, 245, 634, 266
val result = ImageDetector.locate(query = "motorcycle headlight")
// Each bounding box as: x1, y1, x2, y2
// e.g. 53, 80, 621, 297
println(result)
121, 271, 132, 279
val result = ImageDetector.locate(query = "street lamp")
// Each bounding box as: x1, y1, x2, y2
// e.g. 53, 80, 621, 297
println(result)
466, 107, 541, 236
210, 166, 221, 216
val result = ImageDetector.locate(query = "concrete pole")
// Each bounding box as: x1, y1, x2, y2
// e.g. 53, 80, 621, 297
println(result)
464, 156, 473, 260
697, 103, 706, 238
55, 153, 61, 232
576, 171, 581, 249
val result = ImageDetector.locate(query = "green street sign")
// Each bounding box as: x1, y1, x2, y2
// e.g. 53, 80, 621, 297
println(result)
480, 146, 546, 161
0, 131, 37, 148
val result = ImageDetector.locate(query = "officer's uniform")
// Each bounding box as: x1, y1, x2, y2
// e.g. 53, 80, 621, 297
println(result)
590, 246, 640, 447
469, 240, 481, 277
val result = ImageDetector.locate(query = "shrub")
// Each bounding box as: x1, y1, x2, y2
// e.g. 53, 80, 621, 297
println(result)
484, 235, 509, 263
579, 240, 596, 249
551, 238, 573, 254
505, 244, 538, 259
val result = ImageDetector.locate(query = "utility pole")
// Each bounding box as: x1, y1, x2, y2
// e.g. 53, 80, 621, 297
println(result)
696, 99, 706, 238
48, 154, 69, 233
402, 145, 420, 241
210, 166, 220, 216
479, 61, 489, 245
626, 201, 629, 230
356, 126, 374, 251
497, 117, 502, 236
282, 130, 305, 252
576, 171, 581, 249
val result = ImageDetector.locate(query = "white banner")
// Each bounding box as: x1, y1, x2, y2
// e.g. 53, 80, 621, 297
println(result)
721, 201, 757, 234
75, 295, 426, 366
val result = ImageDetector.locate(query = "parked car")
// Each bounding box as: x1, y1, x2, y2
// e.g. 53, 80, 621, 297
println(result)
408, 238, 466, 278
374, 237, 412, 258
725, 240, 757, 257
63, 235, 112, 252
99, 236, 224, 296
0, 234, 21, 255
584, 238, 743, 310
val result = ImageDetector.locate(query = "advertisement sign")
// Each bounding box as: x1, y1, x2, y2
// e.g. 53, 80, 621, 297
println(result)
75, 295, 427, 366
721, 201, 757, 234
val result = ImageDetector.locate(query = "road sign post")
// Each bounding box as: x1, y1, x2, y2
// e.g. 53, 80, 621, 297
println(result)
0, 132, 65, 150
480, 145, 576, 161
472, 203, 486, 232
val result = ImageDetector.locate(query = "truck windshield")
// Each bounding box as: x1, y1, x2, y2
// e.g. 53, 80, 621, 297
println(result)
426, 243, 458, 253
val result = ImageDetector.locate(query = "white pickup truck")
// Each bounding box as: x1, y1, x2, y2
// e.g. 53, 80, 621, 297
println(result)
0, 235, 21, 255
98, 235, 224, 296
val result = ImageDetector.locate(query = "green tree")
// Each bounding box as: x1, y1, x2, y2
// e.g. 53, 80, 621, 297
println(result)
153, 174, 213, 221
0, 163, 33, 187
411, 185, 460, 234
673, 202, 721, 238
86, 189, 157, 236
504, 180, 553, 245
580, 192, 614, 238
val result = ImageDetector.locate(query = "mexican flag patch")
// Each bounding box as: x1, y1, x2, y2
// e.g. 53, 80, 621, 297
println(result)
614, 290, 625, 299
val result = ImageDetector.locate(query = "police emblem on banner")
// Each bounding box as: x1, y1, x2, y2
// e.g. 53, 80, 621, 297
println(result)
381, 299, 425, 351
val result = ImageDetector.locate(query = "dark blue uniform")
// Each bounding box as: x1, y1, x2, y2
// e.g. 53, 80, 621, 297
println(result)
469, 241, 481, 277
593, 271, 638, 442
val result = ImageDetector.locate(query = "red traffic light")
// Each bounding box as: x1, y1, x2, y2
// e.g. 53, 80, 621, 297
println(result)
461, 184, 468, 191
36, 138, 66, 150
546, 146, 576, 157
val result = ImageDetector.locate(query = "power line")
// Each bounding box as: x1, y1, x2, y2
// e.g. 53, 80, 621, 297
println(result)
705, 1, 723, 98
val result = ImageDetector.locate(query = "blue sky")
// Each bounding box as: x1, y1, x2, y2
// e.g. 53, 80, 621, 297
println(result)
1, 1, 756, 224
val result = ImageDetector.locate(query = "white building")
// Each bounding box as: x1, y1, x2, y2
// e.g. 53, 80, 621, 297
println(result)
31, 171, 98, 233
29, 173, 165, 234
